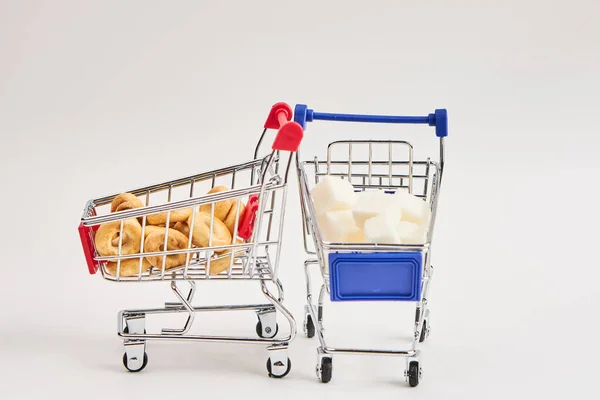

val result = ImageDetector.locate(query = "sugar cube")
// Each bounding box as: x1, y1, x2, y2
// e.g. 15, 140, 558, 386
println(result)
311, 175, 356, 216
352, 190, 402, 228
363, 214, 401, 244
394, 190, 431, 224
317, 210, 365, 243
397, 221, 428, 244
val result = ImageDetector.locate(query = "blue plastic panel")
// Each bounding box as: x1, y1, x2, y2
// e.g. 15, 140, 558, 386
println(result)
329, 252, 423, 302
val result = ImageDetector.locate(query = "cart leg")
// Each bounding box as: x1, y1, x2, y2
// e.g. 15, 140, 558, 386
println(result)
414, 305, 421, 331
266, 345, 291, 378
165, 280, 196, 308
122, 314, 147, 372
256, 279, 284, 338
303, 260, 314, 337
304, 259, 332, 368
303, 259, 322, 338
422, 265, 434, 341
304, 260, 331, 381
304, 259, 332, 378
305, 283, 326, 337
304, 259, 315, 304
259, 279, 297, 343
303, 305, 315, 338
162, 281, 195, 335
422, 309, 430, 342
414, 264, 433, 343
256, 279, 283, 339
317, 283, 326, 328
414, 304, 426, 340
414, 301, 430, 344
274, 278, 284, 302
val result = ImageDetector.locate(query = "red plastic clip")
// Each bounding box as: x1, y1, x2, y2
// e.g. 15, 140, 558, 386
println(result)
238, 194, 259, 240
79, 222, 100, 274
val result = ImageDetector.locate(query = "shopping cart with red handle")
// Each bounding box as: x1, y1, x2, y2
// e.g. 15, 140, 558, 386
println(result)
78, 102, 303, 377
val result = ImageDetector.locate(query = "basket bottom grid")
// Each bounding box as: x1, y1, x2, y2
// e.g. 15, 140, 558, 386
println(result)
101, 255, 274, 281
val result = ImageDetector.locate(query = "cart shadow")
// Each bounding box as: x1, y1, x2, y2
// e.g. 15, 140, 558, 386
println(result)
117, 341, 265, 376
0, 330, 266, 377
1, 329, 426, 383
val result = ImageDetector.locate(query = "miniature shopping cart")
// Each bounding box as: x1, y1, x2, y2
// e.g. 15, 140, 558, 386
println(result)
295, 104, 447, 386
78, 103, 303, 377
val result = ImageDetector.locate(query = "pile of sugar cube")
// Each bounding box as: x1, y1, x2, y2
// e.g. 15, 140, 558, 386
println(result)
311, 176, 431, 244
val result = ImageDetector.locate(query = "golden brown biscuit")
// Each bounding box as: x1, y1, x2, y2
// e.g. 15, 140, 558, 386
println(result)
187, 211, 232, 249
206, 240, 246, 274
147, 208, 192, 225
110, 193, 144, 213
95, 219, 142, 256
141, 225, 166, 238
105, 257, 151, 277
173, 221, 190, 237
199, 186, 235, 222
222, 199, 246, 236
144, 229, 189, 270
207, 251, 236, 275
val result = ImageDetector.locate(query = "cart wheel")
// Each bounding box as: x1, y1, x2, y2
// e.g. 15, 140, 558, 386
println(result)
305, 314, 315, 338
122, 352, 148, 373
319, 357, 332, 383
266, 357, 291, 378
256, 321, 279, 338
407, 361, 420, 387
419, 320, 427, 343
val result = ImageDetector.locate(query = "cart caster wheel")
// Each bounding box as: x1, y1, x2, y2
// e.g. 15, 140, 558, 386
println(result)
317, 357, 332, 383
406, 361, 420, 387
266, 357, 291, 378
256, 321, 279, 338
419, 320, 428, 343
122, 352, 148, 373
305, 314, 315, 338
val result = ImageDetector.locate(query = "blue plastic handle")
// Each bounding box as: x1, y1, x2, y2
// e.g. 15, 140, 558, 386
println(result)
293, 104, 448, 138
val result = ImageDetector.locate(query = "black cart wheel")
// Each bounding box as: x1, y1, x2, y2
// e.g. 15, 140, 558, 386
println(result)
267, 358, 291, 378
256, 321, 279, 338
305, 315, 315, 338
122, 352, 148, 372
320, 357, 332, 383
419, 320, 427, 343
408, 361, 420, 387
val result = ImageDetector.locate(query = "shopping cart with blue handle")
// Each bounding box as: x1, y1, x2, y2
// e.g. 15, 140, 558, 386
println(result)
295, 104, 447, 386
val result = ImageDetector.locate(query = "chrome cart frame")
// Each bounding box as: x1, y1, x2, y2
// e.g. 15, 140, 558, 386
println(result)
78, 103, 303, 377
295, 104, 447, 386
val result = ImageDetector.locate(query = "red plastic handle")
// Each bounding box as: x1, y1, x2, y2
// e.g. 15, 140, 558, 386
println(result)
79, 222, 100, 274
272, 120, 303, 152
238, 194, 259, 240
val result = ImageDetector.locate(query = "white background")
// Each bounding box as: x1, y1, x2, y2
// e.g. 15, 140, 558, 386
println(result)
1, 1, 599, 399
